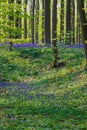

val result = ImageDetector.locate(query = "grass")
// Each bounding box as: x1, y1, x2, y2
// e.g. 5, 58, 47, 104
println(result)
0, 45, 87, 129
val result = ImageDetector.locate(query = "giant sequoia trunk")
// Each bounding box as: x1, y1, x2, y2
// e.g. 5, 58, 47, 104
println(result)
78, 0, 87, 68
44, 0, 51, 45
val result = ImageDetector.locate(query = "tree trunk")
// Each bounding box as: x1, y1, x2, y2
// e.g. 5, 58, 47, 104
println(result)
31, 0, 35, 43
35, 0, 39, 43
52, 0, 59, 68
66, 0, 72, 44
44, 0, 51, 46
28, 1, 32, 42
24, 0, 27, 39
78, 0, 87, 67
42, 0, 44, 43
76, 2, 82, 44
15, 0, 22, 39
8, 0, 14, 50
71, 0, 75, 44
60, 0, 64, 44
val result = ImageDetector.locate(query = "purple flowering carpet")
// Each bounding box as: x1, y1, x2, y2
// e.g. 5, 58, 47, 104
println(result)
0, 43, 84, 48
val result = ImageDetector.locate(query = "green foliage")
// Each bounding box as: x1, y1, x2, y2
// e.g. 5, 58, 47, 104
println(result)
6, 38, 31, 44
0, 1, 29, 42
19, 48, 42, 58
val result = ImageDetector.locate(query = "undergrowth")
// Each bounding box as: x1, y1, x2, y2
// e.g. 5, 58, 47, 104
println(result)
0, 46, 87, 129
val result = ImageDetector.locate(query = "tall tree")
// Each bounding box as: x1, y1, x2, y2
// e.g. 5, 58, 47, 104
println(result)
52, 0, 59, 67
28, 1, 32, 41
71, 0, 75, 44
78, 0, 87, 68
66, 0, 72, 44
35, 0, 39, 43
24, 0, 27, 39
42, 0, 44, 43
15, 0, 22, 38
76, 11, 81, 43
44, 0, 51, 45
8, 0, 14, 50
60, 0, 64, 44
31, 0, 35, 43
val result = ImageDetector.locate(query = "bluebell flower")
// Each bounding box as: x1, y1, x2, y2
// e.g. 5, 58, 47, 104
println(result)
67, 44, 84, 48
8, 114, 11, 119
28, 95, 33, 100
13, 43, 39, 48
36, 93, 41, 98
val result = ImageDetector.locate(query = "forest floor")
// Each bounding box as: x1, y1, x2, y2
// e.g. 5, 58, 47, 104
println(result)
0, 44, 87, 129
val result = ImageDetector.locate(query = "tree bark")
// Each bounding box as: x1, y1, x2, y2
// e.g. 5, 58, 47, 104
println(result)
52, 0, 59, 68
31, 0, 35, 43
60, 0, 64, 44
42, 0, 44, 43
78, 0, 87, 67
35, 0, 39, 43
71, 0, 75, 44
15, 0, 22, 39
8, 0, 14, 50
24, 0, 27, 39
66, 0, 72, 44
44, 0, 51, 45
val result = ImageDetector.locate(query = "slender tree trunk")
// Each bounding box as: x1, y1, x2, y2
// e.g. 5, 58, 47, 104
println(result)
31, 0, 35, 43
78, 0, 87, 68
42, 0, 44, 43
66, 0, 72, 44
28, 1, 32, 42
71, 0, 75, 44
44, 0, 51, 46
60, 0, 64, 44
8, 0, 14, 50
52, 0, 59, 68
77, 14, 81, 44
35, 0, 39, 43
76, 2, 82, 44
24, 0, 27, 39
15, 0, 22, 38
